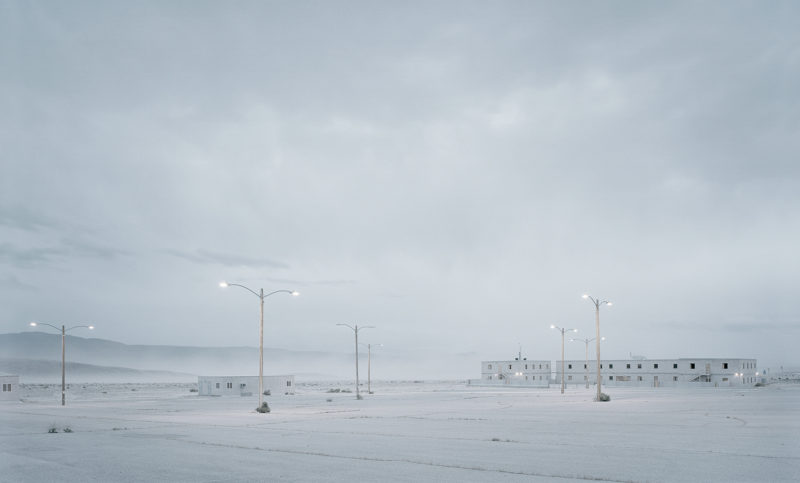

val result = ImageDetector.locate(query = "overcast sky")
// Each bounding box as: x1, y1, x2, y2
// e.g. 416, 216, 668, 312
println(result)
2, 1, 799, 371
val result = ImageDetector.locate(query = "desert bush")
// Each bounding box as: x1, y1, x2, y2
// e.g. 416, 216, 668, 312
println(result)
48, 425, 58, 433
63, 427, 73, 433
597, 392, 611, 402
256, 402, 270, 413
263, 389, 271, 396
327, 388, 341, 393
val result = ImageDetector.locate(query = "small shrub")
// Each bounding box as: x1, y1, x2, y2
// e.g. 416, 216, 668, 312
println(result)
263, 389, 271, 396
256, 402, 270, 413
326, 388, 341, 393
597, 392, 611, 402
189, 388, 198, 393
326, 398, 333, 402
755, 382, 765, 387
63, 427, 73, 433
48, 425, 58, 433
356, 394, 363, 400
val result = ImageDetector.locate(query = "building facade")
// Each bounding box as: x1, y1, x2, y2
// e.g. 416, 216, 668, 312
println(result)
0, 374, 19, 401
197, 375, 295, 396
471, 360, 551, 387
554, 358, 759, 388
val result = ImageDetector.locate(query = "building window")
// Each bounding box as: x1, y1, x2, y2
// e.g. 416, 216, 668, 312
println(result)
722, 378, 728, 382
654, 364, 659, 369
488, 364, 492, 370
609, 364, 613, 369
240, 383, 247, 388
287, 381, 292, 386
568, 376, 572, 381
723, 363, 728, 369
568, 364, 572, 369
584, 364, 587, 369
508, 364, 512, 370
2, 384, 9, 392
673, 363, 678, 369
227, 382, 233, 389
637, 364, 642, 369
600, 364, 603, 369
525, 364, 528, 369
609, 376, 613, 380
637, 376, 643, 381
215, 383, 220, 389
673, 376, 678, 382
690, 363, 696, 369
626, 364, 631, 369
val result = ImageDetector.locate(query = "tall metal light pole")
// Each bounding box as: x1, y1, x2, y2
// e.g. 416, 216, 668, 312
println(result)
220, 282, 299, 410
338, 324, 374, 399
29, 322, 94, 406
551, 325, 577, 394
570, 336, 605, 388
359, 342, 382, 394
583, 294, 612, 401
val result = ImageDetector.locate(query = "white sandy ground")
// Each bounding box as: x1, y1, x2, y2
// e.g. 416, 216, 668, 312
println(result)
1, 381, 799, 482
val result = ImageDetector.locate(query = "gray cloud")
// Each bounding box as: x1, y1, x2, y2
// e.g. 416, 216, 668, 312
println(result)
166, 249, 290, 269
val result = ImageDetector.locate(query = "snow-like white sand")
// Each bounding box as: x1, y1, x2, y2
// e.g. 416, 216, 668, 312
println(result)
2, 382, 798, 482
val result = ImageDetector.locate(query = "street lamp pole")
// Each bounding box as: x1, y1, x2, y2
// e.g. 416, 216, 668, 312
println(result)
583, 294, 612, 401
359, 342, 382, 394
551, 325, 577, 394
338, 324, 374, 399
29, 322, 94, 406
570, 337, 605, 388
220, 282, 299, 410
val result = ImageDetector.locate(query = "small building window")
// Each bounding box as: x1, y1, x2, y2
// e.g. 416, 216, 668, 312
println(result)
609, 364, 613, 369
508, 364, 512, 370
584, 364, 587, 369
227, 382, 233, 389
240, 383, 247, 388
488, 364, 492, 369
673, 363, 678, 369
600, 364, 603, 369
609, 376, 613, 380
722, 377, 728, 382
525, 364, 528, 369
673, 376, 678, 382
637, 364, 642, 369
568, 364, 572, 369
215, 383, 220, 389
654, 364, 659, 369
286, 381, 292, 386
568, 376, 572, 381
723, 363, 728, 369
637, 376, 643, 381
626, 364, 631, 369
690, 363, 696, 369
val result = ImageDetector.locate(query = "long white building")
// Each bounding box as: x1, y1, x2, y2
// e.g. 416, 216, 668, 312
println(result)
197, 375, 295, 396
472, 359, 551, 387
554, 358, 759, 388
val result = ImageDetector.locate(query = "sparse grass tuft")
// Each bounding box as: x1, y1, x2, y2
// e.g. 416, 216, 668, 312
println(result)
256, 402, 270, 413
596, 392, 611, 402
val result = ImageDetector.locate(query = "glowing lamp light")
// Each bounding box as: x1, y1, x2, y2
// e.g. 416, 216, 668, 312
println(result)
29, 322, 37, 327
219, 281, 229, 288
291, 291, 300, 296
582, 294, 589, 299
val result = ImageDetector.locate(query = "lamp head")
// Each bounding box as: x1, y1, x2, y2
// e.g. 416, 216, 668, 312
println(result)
600, 336, 606, 341
29, 322, 37, 327
88, 325, 95, 330
607, 302, 613, 306
572, 328, 578, 333
582, 294, 589, 299
219, 281, 229, 288
550, 324, 556, 329
291, 291, 300, 296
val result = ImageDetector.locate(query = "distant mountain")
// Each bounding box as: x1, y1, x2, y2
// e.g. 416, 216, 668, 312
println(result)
0, 332, 479, 381
0, 358, 195, 383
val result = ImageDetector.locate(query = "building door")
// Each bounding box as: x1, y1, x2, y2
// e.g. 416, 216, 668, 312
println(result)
654, 376, 659, 387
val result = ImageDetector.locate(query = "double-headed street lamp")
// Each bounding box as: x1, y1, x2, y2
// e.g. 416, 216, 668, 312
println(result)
28, 322, 94, 406
359, 342, 382, 394
220, 282, 299, 410
570, 336, 605, 388
551, 325, 577, 394
337, 324, 374, 399
583, 294, 612, 401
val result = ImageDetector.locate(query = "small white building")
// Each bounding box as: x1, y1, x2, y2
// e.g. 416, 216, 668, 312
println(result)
471, 359, 551, 387
198, 375, 295, 396
1, 374, 20, 401
554, 358, 759, 388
